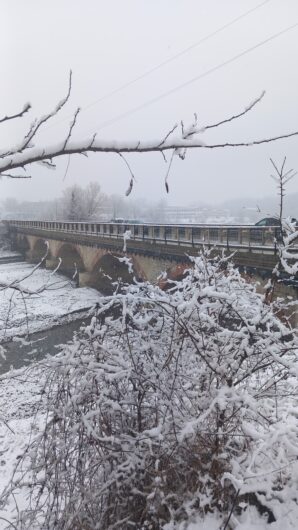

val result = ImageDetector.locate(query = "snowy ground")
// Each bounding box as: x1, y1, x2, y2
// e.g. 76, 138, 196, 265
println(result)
0, 261, 101, 527
0, 261, 100, 341
0, 366, 46, 529
0, 250, 21, 258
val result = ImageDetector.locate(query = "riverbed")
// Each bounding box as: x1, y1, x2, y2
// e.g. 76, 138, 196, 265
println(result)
0, 259, 100, 372
0, 315, 90, 374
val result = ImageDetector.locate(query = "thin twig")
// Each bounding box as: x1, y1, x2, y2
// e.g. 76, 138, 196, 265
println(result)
206, 91, 265, 131
118, 152, 136, 196
62, 107, 80, 150
0, 103, 31, 124
62, 154, 71, 181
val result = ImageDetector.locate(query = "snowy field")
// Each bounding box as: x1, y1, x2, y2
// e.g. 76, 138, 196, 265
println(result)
0, 261, 100, 341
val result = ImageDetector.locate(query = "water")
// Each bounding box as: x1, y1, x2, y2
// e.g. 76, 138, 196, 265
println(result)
0, 248, 100, 374
0, 316, 88, 374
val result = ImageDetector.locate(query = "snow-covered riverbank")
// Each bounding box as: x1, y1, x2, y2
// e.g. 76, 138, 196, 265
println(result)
0, 259, 100, 527
0, 261, 100, 342
0, 250, 21, 259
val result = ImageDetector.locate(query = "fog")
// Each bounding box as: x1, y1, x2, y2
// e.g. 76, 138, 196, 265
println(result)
1, 0, 298, 205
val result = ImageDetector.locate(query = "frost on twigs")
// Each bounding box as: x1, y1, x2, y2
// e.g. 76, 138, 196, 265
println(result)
1, 79, 298, 189
9, 250, 298, 529
116, 256, 134, 275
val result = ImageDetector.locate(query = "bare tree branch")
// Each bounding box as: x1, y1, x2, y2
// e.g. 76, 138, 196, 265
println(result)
0, 71, 73, 159
21, 70, 73, 152
165, 150, 175, 193
157, 123, 178, 147
62, 107, 80, 150
0, 103, 31, 124
118, 153, 136, 196
205, 90, 265, 131
160, 151, 167, 163
2, 128, 298, 177
1, 173, 31, 179
62, 154, 71, 181
1, 85, 298, 191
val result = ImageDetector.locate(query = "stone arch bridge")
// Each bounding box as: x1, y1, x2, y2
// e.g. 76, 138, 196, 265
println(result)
11, 230, 191, 294
5, 219, 286, 294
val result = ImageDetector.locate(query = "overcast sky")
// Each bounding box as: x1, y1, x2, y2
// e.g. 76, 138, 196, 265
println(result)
1, 0, 298, 205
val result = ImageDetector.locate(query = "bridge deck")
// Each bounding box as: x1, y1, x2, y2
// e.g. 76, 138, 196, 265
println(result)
5, 220, 289, 274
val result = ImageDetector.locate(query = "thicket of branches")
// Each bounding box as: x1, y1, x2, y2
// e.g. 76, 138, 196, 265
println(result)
3, 242, 297, 529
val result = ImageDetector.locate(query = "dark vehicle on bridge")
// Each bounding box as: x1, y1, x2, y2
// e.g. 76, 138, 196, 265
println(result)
255, 217, 280, 227
255, 217, 298, 227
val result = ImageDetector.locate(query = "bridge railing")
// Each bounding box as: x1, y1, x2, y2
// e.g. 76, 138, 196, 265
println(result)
4, 219, 289, 252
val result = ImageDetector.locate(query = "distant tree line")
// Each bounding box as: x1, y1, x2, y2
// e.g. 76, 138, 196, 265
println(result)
1, 182, 169, 223
3, 185, 298, 225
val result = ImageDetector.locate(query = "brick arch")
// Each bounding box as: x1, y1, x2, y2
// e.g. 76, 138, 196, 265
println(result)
90, 252, 138, 295
158, 262, 191, 290
57, 243, 85, 277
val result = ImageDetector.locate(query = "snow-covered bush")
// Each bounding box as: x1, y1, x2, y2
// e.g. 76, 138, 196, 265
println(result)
12, 251, 298, 529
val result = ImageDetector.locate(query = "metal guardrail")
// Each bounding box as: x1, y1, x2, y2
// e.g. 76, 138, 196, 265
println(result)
4, 219, 287, 254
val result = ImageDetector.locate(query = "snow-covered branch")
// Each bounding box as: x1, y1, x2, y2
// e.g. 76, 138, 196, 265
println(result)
0, 102, 31, 124
1, 80, 298, 186
2, 130, 298, 176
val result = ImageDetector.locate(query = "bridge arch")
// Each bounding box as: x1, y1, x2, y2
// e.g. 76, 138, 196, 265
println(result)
90, 253, 137, 294
57, 243, 85, 278
158, 262, 191, 290
31, 238, 50, 264
16, 234, 30, 254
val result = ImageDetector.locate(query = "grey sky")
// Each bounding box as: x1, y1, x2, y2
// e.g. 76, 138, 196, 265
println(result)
1, 0, 298, 205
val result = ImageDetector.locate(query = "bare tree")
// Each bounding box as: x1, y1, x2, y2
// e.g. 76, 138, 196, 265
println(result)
62, 185, 86, 221
83, 182, 106, 220
61, 182, 106, 220
265, 158, 298, 304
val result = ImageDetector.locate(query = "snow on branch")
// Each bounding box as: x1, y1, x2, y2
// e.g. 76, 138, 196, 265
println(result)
0, 173, 31, 179
1, 81, 298, 187
0, 102, 31, 124
205, 90, 266, 131
3, 128, 298, 177
0, 71, 73, 161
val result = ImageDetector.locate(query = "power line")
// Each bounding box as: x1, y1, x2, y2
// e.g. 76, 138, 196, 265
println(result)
81, 0, 272, 113
46, 0, 272, 131
95, 21, 298, 132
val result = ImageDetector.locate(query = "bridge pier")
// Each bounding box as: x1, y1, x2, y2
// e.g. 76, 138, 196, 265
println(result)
46, 258, 59, 270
